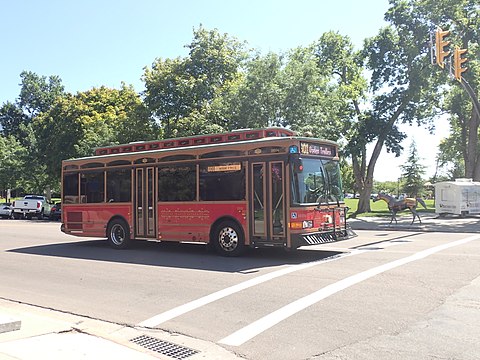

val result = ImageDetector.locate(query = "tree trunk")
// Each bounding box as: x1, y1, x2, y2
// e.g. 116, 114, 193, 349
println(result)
352, 99, 409, 215
357, 181, 373, 214
466, 107, 480, 180
351, 149, 372, 215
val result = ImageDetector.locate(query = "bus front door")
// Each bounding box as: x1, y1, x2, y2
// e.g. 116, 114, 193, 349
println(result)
134, 167, 156, 238
251, 162, 286, 244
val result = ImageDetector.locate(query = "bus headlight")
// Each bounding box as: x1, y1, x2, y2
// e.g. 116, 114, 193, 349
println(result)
303, 220, 313, 229
290, 220, 313, 230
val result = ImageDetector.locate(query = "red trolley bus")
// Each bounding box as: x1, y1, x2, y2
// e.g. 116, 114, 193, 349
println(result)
61, 127, 356, 256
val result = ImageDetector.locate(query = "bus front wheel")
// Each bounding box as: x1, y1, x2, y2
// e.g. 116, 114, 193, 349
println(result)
212, 221, 245, 257
107, 219, 131, 249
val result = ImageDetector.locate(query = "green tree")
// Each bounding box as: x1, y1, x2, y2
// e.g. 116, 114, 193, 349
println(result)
340, 159, 355, 195
375, 180, 402, 197
0, 102, 28, 138
0, 71, 66, 195
143, 26, 247, 137
417, 0, 480, 180
0, 135, 27, 194
18, 71, 65, 118
342, 1, 442, 214
437, 137, 465, 180
35, 85, 158, 178
221, 44, 343, 137
17, 124, 51, 194
311, 32, 373, 213
401, 140, 426, 196
282, 46, 341, 139
0, 71, 65, 140
223, 52, 284, 130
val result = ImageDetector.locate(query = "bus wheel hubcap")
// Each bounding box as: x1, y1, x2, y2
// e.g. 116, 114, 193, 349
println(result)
111, 224, 125, 245
219, 227, 238, 251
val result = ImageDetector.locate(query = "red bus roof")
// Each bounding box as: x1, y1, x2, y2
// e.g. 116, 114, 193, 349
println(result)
94, 127, 295, 156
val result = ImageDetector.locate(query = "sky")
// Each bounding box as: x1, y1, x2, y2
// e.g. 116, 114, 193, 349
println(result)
0, 0, 448, 182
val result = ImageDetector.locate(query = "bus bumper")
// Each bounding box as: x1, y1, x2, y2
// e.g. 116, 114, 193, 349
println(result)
291, 227, 357, 248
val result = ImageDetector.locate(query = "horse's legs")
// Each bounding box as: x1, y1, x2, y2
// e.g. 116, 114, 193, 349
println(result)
411, 208, 421, 224
390, 210, 397, 224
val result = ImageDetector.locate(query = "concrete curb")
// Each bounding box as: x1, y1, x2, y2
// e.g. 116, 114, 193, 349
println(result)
0, 299, 241, 360
0, 316, 21, 334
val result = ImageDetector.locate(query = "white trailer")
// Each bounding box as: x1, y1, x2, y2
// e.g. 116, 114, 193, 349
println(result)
434, 178, 480, 216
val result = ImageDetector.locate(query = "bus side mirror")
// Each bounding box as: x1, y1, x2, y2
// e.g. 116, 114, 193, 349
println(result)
291, 157, 303, 173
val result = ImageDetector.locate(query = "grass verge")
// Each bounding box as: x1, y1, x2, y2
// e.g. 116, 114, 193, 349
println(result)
345, 198, 435, 218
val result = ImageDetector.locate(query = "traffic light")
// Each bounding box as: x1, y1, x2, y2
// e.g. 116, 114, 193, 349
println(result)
454, 47, 468, 81
435, 28, 450, 68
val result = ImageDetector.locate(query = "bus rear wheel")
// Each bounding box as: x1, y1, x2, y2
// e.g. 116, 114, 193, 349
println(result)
212, 221, 245, 257
107, 219, 131, 249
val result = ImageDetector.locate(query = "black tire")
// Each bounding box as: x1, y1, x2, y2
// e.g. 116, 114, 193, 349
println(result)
107, 218, 131, 249
212, 220, 245, 257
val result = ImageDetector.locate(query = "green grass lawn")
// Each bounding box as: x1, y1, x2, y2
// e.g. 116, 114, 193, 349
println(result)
345, 198, 435, 218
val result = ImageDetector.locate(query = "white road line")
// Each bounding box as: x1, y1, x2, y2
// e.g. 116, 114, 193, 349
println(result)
219, 235, 480, 346
137, 250, 366, 328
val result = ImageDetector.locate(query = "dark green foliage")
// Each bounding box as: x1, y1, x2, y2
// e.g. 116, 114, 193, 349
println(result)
401, 140, 426, 196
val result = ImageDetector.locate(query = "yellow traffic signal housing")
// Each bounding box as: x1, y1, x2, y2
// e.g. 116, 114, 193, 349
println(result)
435, 28, 450, 68
454, 47, 468, 81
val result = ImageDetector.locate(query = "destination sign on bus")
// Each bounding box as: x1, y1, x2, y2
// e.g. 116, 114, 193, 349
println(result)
300, 142, 335, 156
207, 164, 242, 172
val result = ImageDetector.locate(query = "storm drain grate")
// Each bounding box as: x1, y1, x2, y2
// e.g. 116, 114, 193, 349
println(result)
130, 335, 199, 359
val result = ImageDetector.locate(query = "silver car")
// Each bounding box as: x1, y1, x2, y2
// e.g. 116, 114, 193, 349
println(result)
0, 203, 12, 219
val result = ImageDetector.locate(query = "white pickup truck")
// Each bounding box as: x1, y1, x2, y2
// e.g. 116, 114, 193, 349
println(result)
12, 195, 52, 220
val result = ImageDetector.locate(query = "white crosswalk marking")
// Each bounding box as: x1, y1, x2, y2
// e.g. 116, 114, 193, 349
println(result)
219, 235, 480, 346
137, 250, 365, 328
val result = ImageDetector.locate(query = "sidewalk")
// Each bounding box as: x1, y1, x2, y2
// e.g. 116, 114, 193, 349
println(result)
349, 212, 480, 233
0, 299, 240, 360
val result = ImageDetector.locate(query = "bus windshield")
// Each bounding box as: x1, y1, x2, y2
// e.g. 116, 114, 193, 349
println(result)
291, 158, 344, 205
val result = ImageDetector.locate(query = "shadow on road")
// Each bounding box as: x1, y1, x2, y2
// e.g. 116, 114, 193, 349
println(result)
8, 239, 345, 273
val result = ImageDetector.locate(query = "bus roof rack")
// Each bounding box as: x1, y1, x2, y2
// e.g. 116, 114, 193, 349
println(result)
94, 127, 296, 156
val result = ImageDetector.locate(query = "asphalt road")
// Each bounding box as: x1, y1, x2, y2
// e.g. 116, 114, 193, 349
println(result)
1, 219, 480, 360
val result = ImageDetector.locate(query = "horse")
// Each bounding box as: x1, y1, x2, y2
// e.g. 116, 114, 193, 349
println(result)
373, 193, 427, 224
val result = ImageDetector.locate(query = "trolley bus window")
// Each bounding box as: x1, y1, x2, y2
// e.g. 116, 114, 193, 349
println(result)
106, 169, 131, 202
158, 165, 196, 202
63, 173, 79, 204
80, 171, 105, 203
291, 158, 344, 205
199, 162, 245, 201
322, 159, 343, 201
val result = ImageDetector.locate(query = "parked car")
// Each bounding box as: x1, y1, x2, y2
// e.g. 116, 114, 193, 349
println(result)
12, 195, 52, 220
0, 203, 12, 219
49, 202, 61, 221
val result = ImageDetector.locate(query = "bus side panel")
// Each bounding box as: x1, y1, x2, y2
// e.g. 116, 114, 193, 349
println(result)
157, 202, 248, 244
63, 204, 132, 238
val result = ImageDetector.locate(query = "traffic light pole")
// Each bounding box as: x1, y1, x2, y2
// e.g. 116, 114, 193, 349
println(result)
457, 77, 480, 120
449, 60, 480, 118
